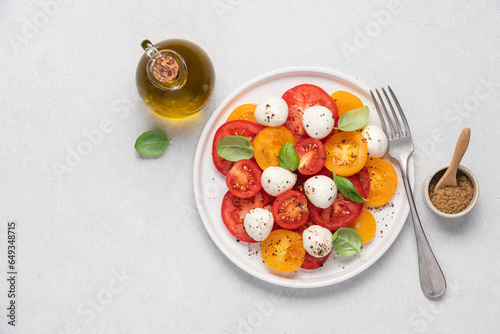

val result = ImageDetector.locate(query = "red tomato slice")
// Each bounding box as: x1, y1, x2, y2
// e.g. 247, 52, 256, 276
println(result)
295, 220, 331, 270
308, 174, 365, 231
272, 190, 309, 230
226, 159, 262, 199
212, 120, 263, 176
294, 138, 327, 175
351, 167, 371, 199
282, 84, 338, 142
309, 194, 363, 231
221, 190, 274, 243
315, 167, 334, 178
301, 252, 331, 270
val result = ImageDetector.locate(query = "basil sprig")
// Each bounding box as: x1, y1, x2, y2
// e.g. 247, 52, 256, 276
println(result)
332, 227, 364, 257
335, 106, 370, 131
217, 135, 255, 161
135, 130, 171, 156
332, 170, 367, 203
278, 141, 299, 172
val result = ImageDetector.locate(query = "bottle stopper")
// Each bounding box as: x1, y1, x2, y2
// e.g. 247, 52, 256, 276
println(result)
152, 55, 179, 83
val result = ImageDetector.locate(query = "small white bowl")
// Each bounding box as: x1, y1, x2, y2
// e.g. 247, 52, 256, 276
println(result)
423, 165, 479, 218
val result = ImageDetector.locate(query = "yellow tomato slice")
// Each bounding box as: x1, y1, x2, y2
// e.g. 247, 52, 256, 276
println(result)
324, 131, 368, 176
331, 91, 364, 117
226, 104, 257, 123
261, 229, 305, 272
346, 209, 376, 243
365, 157, 398, 207
253, 126, 296, 170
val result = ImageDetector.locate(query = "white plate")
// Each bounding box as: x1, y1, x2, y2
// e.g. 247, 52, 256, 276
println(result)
193, 67, 412, 288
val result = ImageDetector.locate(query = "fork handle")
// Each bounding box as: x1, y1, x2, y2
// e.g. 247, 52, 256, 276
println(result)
400, 157, 447, 298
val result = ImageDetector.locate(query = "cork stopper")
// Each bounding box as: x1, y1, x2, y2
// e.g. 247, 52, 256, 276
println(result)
152, 55, 180, 83
141, 40, 187, 91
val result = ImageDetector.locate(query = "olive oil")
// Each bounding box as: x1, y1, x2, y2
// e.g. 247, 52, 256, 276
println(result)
136, 39, 215, 119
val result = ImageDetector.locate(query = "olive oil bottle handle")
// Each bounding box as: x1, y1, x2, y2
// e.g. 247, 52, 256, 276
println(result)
141, 39, 188, 91
141, 39, 160, 58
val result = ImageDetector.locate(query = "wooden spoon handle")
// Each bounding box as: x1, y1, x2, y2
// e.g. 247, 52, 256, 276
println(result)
448, 128, 471, 172
434, 128, 471, 191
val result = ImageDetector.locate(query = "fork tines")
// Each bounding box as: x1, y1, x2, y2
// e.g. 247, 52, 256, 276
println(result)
370, 87, 411, 140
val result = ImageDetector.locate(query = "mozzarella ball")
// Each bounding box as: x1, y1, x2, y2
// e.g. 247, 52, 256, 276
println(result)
303, 225, 333, 258
302, 106, 335, 139
261, 167, 297, 197
254, 96, 289, 126
244, 208, 274, 241
304, 175, 337, 209
361, 125, 389, 158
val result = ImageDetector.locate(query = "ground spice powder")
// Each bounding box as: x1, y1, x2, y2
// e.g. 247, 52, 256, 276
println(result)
429, 170, 474, 214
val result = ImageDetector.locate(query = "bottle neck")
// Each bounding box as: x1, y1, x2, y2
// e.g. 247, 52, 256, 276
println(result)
141, 39, 188, 91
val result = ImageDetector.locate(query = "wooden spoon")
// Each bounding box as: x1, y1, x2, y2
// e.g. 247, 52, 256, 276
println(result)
434, 128, 471, 192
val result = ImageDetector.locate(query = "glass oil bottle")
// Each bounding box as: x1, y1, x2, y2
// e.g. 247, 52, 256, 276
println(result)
136, 39, 215, 119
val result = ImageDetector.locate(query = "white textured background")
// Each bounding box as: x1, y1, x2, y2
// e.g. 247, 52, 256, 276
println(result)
1, 0, 499, 333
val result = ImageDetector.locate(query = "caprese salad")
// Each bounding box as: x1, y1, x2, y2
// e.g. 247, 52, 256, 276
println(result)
212, 84, 398, 272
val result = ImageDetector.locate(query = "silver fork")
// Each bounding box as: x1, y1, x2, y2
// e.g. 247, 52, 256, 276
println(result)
371, 87, 446, 298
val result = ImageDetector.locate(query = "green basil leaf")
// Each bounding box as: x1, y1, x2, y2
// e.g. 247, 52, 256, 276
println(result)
332, 227, 363, 257
217, 135, 255, 162
135, 130, 171, 156
335, 106, 370, 131
332, 170, 368, 203
278, 141, 299, 172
